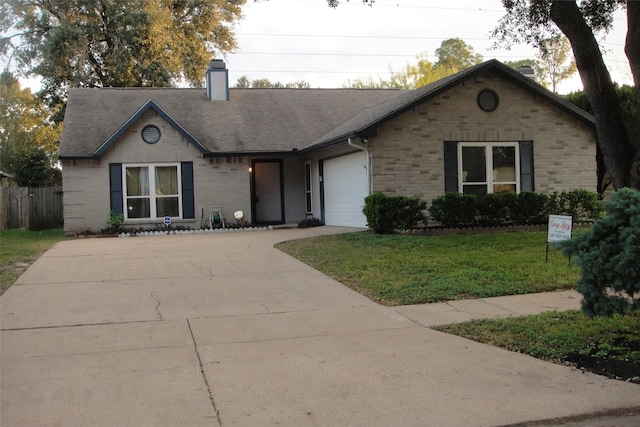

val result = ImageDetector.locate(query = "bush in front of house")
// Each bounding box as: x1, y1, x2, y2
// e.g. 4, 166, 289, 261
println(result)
510, 191, 550, 225
556, 188, 640, 317
548, 189, 605, 223
429, 189, 603, 228
478, 193, 510, 226
363, 192, 427, 234
428, 193, 478, 228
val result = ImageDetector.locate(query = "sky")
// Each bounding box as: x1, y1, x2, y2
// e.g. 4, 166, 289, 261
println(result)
10, 0, 632, 95
221, 0, 632, 94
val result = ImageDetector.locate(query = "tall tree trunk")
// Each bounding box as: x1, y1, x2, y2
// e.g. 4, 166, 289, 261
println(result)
625, 2, 640, 188
550, 1, 636, 190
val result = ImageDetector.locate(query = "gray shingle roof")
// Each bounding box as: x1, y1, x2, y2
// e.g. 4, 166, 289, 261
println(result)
58, 87, 408, 158
58, 60, 594, 159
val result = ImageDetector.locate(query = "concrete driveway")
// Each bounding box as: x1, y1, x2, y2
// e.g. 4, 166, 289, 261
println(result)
1, 227, 638, 426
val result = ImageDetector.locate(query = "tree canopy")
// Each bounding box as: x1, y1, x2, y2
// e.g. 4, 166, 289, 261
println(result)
492, 0, 639, 190
343, 38, 483, 89
0, 70, 61, 186
535, 35, 577, 92
1, 0, 246, 108
234, 76, 311, 88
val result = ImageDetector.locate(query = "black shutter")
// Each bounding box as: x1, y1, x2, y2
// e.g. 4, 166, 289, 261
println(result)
519, 141, 534, 191
444, 141, 458, 193
181, 162, 195, 218
109, 163, 123, 215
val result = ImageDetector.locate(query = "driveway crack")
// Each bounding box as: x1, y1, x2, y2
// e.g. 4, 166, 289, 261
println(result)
187, 319, 222, 426
150, 291, 163, 320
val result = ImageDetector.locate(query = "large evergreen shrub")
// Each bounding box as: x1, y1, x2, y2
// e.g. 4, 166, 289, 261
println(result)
556, 188, 640, 316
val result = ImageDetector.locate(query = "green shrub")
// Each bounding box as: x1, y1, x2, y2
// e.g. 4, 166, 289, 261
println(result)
478, 193, 509, 226
103, 210, 124, 234
363, 193, 427, 234
556, 188, 640, 316
549, 189, 605, 222
511, 191, 550, 225
428, 193, 478, 228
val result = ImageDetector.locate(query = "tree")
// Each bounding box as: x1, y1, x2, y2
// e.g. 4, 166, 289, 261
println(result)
1, 0, 246, 114
434, 38, 483, 75
0, 70, 61, 184
566, 84, 638, 196
504, 59, 539, 70
234, 76, 311, 88
557, 188, 640, 316
536, 35, 577, 92
492, 0, 640, 190
343, 39, 483, 89
11, 147, 61, 187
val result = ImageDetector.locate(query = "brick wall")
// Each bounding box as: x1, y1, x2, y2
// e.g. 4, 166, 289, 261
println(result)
369, 70, 597, 203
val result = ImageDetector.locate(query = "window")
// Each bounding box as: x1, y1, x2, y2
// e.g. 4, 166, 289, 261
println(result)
304, 161, 312, 214
459, 143, 519, 198
123, 164, 182, 219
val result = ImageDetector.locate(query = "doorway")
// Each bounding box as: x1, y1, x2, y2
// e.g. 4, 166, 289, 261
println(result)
251, 159, 284, 224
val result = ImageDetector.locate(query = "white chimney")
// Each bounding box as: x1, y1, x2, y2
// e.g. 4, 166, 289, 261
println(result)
206, 59, 229, 101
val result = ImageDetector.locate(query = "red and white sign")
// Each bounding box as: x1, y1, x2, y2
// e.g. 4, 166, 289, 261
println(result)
547, 215, 573, 243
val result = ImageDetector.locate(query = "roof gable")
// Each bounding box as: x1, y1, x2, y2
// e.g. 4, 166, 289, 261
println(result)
94, 99, 207, 158
303, 59, 595, 151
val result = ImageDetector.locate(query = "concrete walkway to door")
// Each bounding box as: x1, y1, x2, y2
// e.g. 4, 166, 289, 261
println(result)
1, 227, 639, 426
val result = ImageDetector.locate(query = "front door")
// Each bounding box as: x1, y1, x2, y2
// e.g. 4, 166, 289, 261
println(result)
252, 160, 284, 224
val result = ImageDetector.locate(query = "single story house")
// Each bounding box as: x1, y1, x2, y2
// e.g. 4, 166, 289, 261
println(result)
58, 59, 597, 233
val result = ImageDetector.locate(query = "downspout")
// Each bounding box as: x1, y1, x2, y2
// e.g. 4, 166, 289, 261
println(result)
347, 137, 372, 194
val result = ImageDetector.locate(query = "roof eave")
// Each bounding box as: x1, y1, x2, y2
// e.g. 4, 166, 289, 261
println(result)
203, 149, 302, 157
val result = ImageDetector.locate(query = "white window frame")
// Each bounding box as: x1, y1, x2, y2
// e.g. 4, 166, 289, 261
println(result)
122, 163, 183, 220
458, 142, 520, 195
304, 160, 313, 215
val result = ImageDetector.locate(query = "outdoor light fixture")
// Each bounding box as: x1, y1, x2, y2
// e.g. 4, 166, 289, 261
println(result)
360, 137, 369, 144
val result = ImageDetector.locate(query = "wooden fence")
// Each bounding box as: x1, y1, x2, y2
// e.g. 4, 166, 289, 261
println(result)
1, 186, 63, 230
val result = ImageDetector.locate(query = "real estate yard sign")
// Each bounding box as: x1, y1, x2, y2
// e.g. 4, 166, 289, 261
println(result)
546, 214, 573, 262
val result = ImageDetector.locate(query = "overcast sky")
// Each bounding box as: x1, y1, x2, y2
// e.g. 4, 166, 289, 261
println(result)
9, 0, 631, 95
223, 0, 632, 94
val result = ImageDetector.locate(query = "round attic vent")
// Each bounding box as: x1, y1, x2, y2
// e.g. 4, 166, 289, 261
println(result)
477, 89, 499, 112
142, 125, 161, 144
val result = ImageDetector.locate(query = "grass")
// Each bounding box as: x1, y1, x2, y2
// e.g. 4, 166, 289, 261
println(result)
435, 310, 640, 362
0, 228, 70, 294
434, 310, 640, 380
276, 230, 579, 305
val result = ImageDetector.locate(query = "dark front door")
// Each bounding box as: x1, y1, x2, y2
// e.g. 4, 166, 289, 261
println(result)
252, 160, 284, 224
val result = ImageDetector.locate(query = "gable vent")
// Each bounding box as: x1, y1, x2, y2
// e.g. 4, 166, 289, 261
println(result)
477, 89, 499, 112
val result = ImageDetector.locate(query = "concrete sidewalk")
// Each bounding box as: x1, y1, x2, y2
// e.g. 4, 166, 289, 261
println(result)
1, 227, 638, 426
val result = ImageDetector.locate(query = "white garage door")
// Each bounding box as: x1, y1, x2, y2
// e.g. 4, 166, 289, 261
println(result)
323, 152, 369, 228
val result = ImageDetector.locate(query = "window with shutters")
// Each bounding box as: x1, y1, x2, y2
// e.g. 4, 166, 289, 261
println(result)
458, 143, 519, 198
122, 163, 182, 219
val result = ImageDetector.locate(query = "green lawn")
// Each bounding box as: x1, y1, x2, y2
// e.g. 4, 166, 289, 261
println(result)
434, 310, 640, 381
276, 230, 579, 305
0, 228, 70, 294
